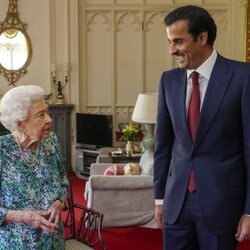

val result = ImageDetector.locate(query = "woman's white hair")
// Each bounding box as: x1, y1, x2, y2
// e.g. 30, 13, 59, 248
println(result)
0, 85, 45, 132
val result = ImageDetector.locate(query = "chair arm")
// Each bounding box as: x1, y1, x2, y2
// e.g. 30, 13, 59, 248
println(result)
89, 175, 153, 190
65, 203, 107, 250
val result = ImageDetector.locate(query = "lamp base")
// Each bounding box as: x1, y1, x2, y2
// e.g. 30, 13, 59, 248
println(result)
142, 123, 155, 152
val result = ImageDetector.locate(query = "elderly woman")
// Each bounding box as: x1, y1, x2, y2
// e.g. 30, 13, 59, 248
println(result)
0, 85, 68, 249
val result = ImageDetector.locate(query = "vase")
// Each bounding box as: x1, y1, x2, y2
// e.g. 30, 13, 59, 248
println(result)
142, 123, 155, 151
126, 141, 134, 155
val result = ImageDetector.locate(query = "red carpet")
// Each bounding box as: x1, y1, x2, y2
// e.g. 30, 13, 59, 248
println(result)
69, 172, 250, 250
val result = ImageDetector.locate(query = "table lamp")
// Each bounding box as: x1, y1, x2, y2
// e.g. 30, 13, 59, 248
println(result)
132, 93, 158, 151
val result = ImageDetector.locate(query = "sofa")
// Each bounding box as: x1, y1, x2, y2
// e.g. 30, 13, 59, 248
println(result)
85, 163, 157, 228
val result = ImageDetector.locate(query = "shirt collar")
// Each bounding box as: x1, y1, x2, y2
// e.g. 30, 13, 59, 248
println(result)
187, 49, 217, 80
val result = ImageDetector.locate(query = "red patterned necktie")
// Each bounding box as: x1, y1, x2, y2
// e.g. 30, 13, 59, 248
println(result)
187, 71, 200, 192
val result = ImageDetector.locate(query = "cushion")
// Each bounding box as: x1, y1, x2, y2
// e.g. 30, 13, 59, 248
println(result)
104, 165, 124, 175
123, 163, 141, 175
103, 166, 116, 175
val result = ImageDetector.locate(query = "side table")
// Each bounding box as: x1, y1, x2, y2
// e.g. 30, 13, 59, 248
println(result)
104, 153, 141, 164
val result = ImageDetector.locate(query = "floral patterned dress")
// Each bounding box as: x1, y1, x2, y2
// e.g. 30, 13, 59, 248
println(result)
0, 132, 68, 250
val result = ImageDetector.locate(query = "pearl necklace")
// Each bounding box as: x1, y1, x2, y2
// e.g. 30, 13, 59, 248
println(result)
15, 134, 40, 167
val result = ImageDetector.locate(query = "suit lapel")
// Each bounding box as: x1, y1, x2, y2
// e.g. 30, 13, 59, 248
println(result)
192, 55, 234, 151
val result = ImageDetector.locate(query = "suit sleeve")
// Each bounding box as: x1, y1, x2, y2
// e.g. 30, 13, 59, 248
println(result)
241, 74, 250, 214
153, 72, 174, 200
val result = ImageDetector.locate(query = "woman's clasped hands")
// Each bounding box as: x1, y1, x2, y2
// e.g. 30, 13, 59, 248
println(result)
23, 200, 64, 233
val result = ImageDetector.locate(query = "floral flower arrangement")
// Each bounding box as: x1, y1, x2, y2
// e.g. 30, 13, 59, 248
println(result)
120, 123, 142, 142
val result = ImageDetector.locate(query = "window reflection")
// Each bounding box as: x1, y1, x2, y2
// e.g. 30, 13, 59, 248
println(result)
0, 29, 28, 70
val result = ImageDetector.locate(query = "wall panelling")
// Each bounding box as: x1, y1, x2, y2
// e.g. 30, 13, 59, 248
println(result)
79, 0, 246, 131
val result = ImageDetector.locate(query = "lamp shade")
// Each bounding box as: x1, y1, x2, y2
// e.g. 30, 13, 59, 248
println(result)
132, 93, 158, 124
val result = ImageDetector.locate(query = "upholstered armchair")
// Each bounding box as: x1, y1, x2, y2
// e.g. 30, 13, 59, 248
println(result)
85, 163, 157, 228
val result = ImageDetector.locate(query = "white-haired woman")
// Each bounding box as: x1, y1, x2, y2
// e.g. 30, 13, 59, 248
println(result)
0, 85, 68, 249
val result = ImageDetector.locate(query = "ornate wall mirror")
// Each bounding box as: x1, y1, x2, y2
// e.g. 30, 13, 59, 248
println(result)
0, 0, 32, 86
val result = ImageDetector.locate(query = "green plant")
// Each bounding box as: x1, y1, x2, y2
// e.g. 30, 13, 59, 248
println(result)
120, 123, 142, 141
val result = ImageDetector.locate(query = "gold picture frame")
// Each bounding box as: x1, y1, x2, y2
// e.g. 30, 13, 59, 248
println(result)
0, 0, 32, 86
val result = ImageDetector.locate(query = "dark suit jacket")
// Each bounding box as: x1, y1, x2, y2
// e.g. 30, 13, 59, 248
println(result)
153, 54, 250, 234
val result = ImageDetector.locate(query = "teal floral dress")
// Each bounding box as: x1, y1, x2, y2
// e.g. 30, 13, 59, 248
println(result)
0, 132, 69, 250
